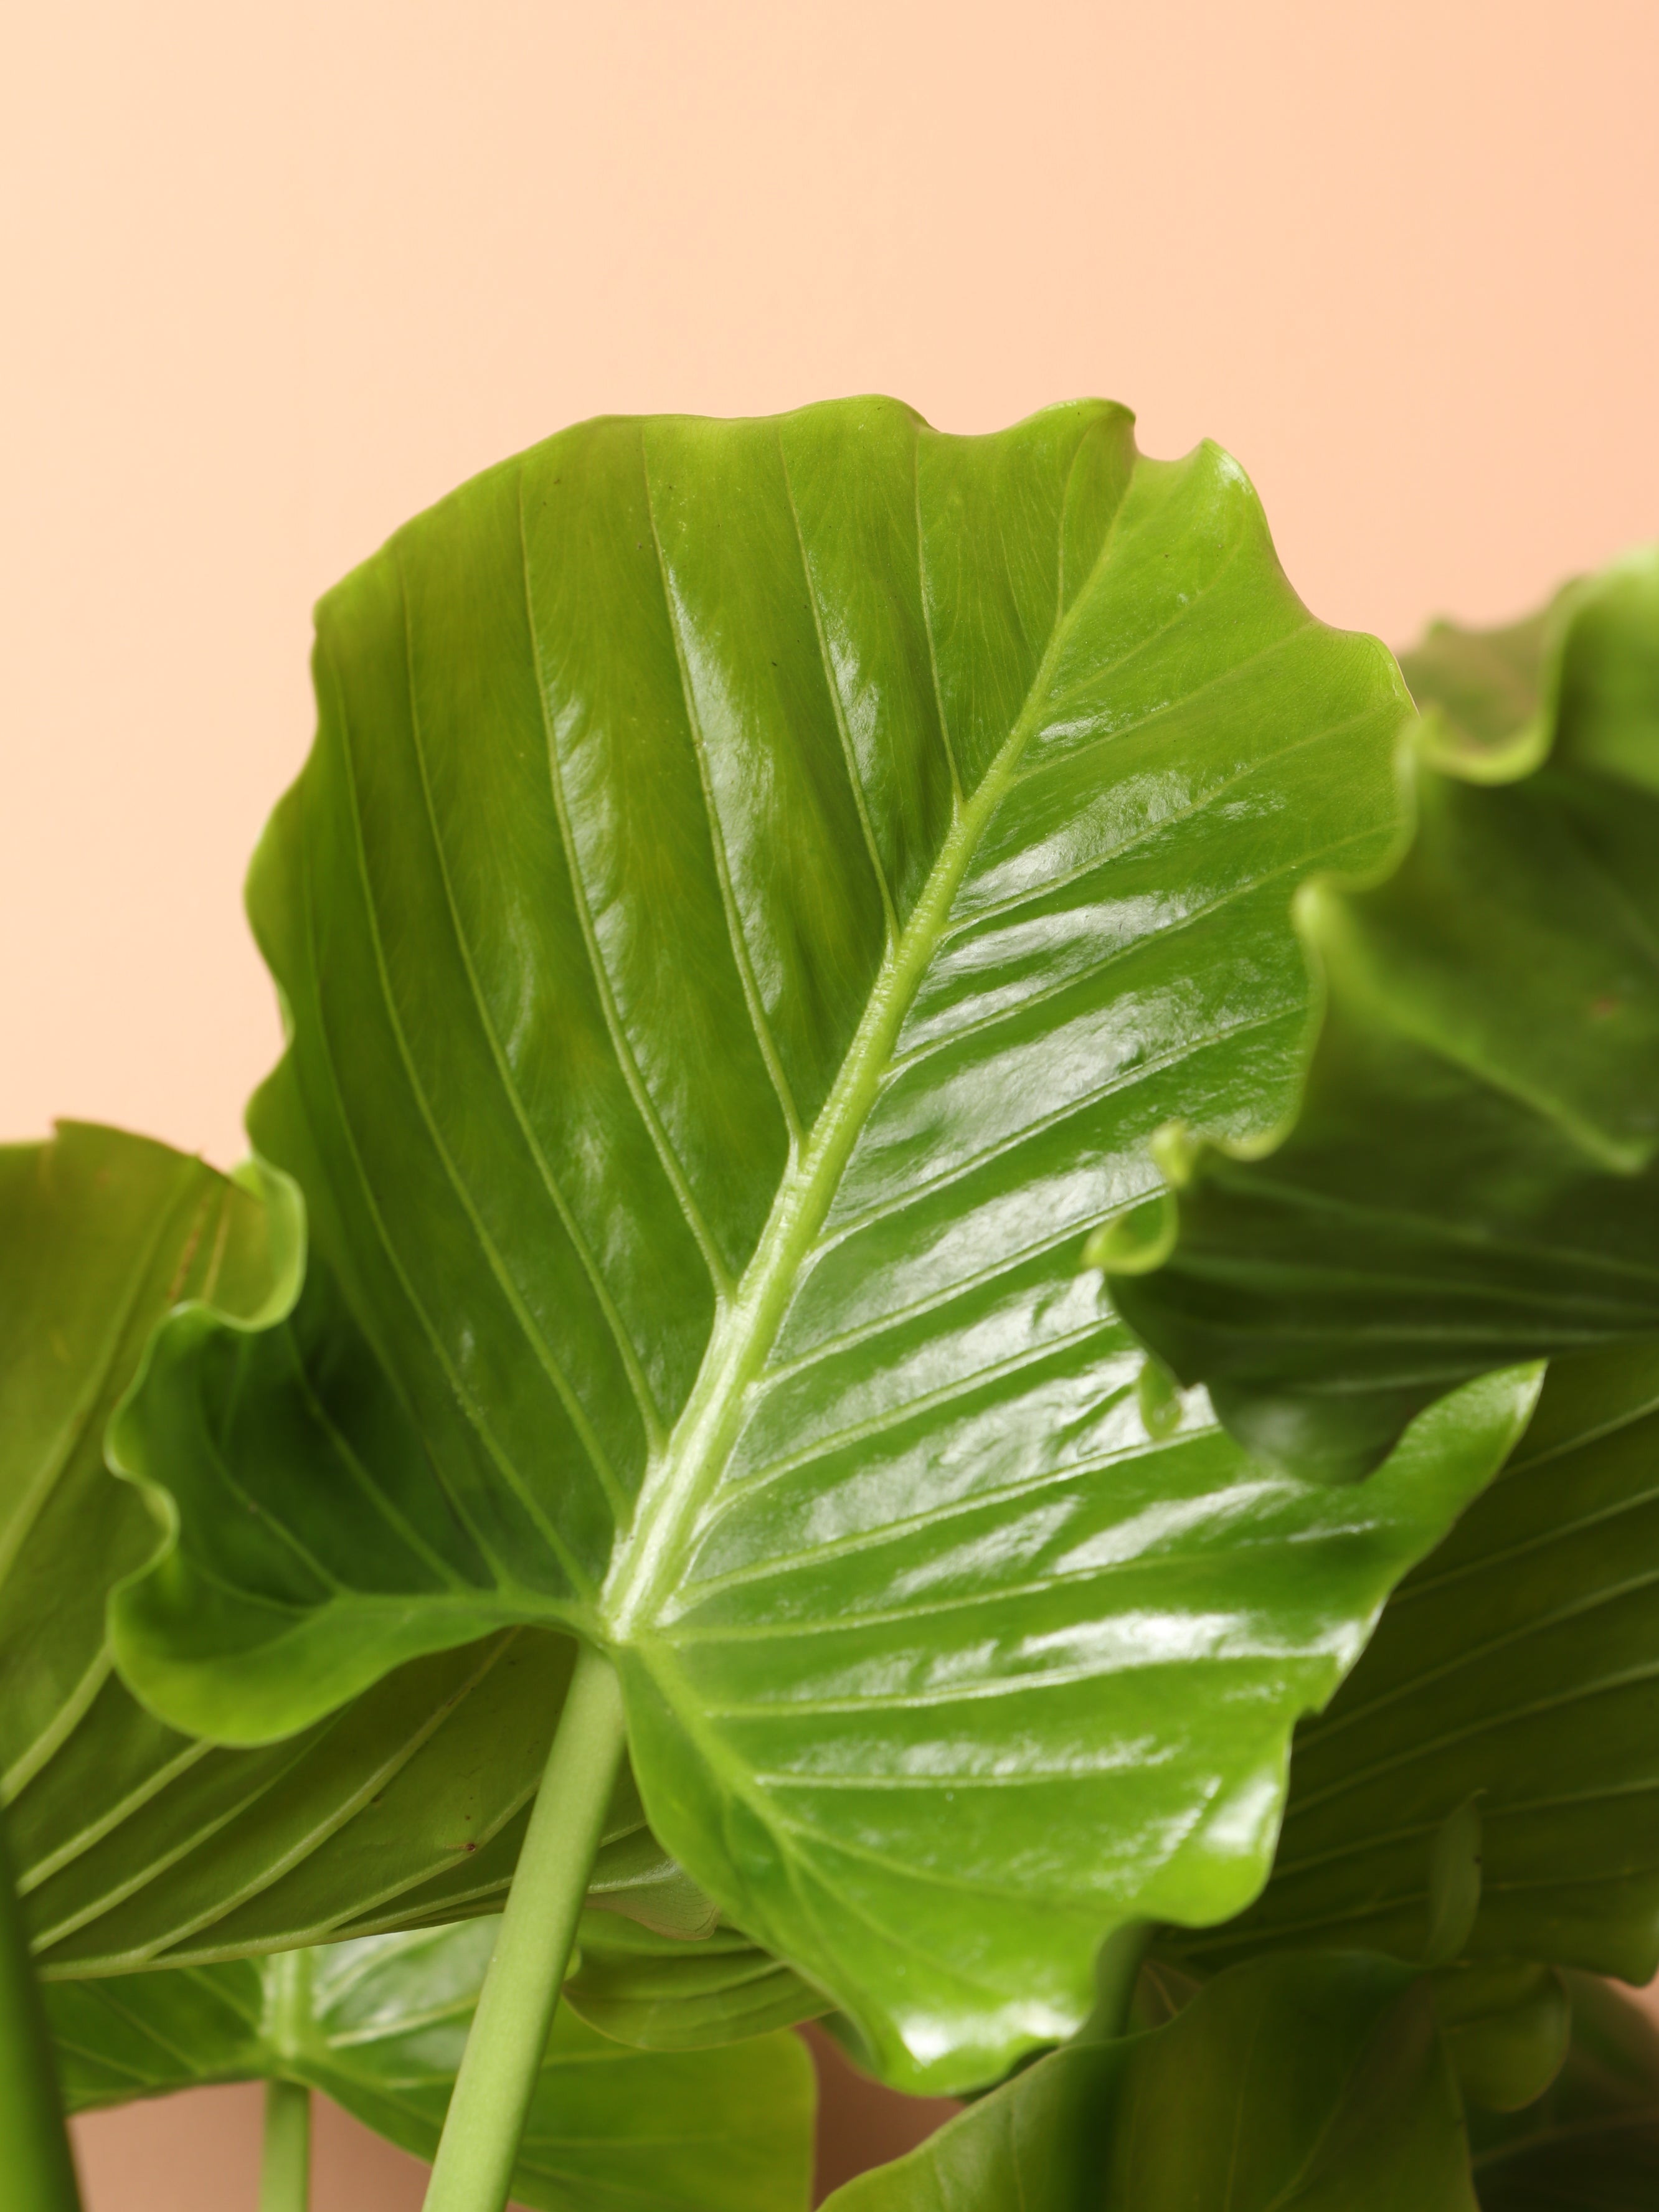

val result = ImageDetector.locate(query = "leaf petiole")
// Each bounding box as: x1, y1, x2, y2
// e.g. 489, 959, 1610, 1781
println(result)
0, 1807, 83, 2212
422, 1642, 628, 2212
259, 2080, 311, 2212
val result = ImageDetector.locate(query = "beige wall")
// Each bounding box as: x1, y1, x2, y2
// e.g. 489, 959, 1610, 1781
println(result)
71, 2087, 429, 2212
9, 0, 1659, 2202
7, 0, 1658, 1166
67, 2031, 957, 2211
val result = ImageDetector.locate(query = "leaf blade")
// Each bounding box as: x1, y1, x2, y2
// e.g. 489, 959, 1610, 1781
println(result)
113, 398, 1532, 2088
1176, 1341, 1659, 1985
820, 1952, 1477, 2211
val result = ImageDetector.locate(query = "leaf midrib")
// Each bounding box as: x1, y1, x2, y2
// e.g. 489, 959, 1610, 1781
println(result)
600, 466, 1127, 1638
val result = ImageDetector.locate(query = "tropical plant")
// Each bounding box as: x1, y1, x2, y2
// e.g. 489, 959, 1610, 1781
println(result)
6, 397, 1659, 2212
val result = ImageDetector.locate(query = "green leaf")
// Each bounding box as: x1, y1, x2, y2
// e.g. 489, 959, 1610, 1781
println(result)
1468, 1972, 1659, 2209
111, 395, 1536, 2091
0, 1125, 702, 1978
1432, 1961, 1571, 2117
1423, 1795, 1485, 1971
1398, 600, 1557, 749
821, 1950, 1476, 2210
1176, 1343, 1659, 1986
47, 1921, 814, 2212
1106, 546, 1659, 1481
564, 1911, 829, 2049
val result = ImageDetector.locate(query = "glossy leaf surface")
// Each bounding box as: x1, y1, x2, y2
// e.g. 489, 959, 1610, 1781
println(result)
1107, 547, 1659, 1480
822, 1950, 1475, 2210
0, 1125, 696, 1978
1469, 1972, 1659, 2209
1181, 1345, 1659, 1986
113, 396, 1534, 2090
564, 1911, 828, 2049
49, 1921, 813, 2212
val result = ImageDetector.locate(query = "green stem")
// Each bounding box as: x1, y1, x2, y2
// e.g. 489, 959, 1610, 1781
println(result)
423, 1642, 626, 2212
260, 2080, 311, 2212
261, 1948, 314, 2212
0, 1805, 83, 2212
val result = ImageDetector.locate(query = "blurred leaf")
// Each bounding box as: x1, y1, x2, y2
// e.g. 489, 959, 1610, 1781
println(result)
1107, 547, 1659, 1480
1399, 600, 1557, 747
1468, 1972, 1659, 2208
821, 1950, 1475, 2210
1424, 1796, 1485, 1970
0, 1125, 704, 1979
564, 1912, 828, 2049
111, 397, 1536, 2090
49, 1919, 813, 2212
1433, 1961, 1571, 2115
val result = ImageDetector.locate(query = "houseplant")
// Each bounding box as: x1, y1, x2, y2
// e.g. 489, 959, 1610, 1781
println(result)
7, 396, 1659, 2209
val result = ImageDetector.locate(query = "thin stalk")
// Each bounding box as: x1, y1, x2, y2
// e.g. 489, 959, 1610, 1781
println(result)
423, 1642, 626, 2212
259, 2080, 311, 2212
0, 1805, 83, 2212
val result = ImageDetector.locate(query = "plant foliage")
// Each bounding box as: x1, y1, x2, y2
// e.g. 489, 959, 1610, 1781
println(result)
819, 1951, 1477, 2211
105, 400, 1529, 2091
7, 399, 1659, 2212
1105, 550, 1659, 1480
47, 1919, 815, 2212
0, 1125, 703, 1985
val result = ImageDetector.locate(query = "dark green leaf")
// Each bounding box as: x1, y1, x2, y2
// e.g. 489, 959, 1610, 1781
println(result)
1424, 1795, 1485, 1970
1106, 546, 1659, 1481
0, 1125, 702, 1978
564, 1911, 829, 2049
1433, 1962, 1571, 2115
112, 397, 1534, 2089
48, 1921, 814, 2212
1177, 1345, 1659, 1987
1469, 1972, 1659, 2209
821, 1950, 1476, 2210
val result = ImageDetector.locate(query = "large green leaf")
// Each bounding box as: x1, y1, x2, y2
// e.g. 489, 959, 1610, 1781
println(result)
1175, 1341, 1659, 1986
0, 1125, 701, 1978
47, 1919, 814, 2212
820, 1950, 1476, 2210
111, 395, 1536, 2090
1468, 1972, 1659, 2208
1105, 546, 1659, 1481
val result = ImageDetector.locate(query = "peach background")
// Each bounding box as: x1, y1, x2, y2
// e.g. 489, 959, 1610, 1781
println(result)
6, 0, 1658, 2203
68, 2028, 958, 2210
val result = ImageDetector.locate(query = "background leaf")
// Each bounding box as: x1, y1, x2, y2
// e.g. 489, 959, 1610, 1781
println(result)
1107, 546, 1659, 1480
1397, 600, 1557, 749
1432, 1961, 1571, 2116
113, 396, 1533, 2090
564, 1912, 828, 2049
1468, 1972, 1659, 2209
1172, 1342, 1659, 1987
0, 1124, 706, 1978
47, 1919, 815, 2212
820, 1950, 1476, 2210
